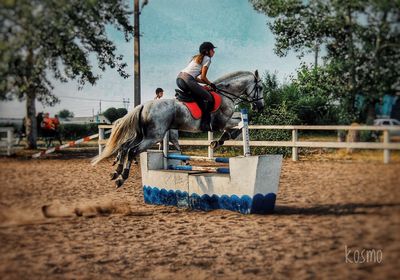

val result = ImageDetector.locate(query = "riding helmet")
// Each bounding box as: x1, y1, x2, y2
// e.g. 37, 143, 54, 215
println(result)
199, 42, 217, 54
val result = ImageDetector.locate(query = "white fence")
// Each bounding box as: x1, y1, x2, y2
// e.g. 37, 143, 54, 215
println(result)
0, 127, 15, 156
98, 124, 400, 164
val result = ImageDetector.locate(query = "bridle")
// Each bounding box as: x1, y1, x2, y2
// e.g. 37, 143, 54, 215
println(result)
215, 75, 263, 105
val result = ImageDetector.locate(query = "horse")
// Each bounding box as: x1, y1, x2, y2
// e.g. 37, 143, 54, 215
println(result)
92, 70, 264, 188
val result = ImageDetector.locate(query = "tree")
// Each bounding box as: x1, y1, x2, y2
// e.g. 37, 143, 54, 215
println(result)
259, 69, 340, 125
116, 107, 128, 119
58, 109, 74, 120
250, 0, 400, 123
103, 107, 127, 123
0, 0, 134, 148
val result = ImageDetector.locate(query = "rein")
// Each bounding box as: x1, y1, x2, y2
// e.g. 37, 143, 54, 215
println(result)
215, 77, 263, 105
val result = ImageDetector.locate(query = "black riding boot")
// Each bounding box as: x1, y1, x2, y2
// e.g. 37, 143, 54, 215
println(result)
200, 101, 212, 132
200, 111, 211, 132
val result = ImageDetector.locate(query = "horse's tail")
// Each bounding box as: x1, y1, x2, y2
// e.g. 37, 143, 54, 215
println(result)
91, 105, 144, 165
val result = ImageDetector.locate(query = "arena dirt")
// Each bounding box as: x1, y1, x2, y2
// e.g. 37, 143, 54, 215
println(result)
0, 152, 399, 279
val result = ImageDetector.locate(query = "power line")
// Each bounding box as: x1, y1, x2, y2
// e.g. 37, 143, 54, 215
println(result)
57, 95, 125, 103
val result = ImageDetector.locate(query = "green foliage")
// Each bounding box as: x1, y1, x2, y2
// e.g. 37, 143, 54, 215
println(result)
58, 109, 74, 119
250, 73, 297, 156
249, 68, 346, 156
58, 123, 98, 140
251, 107, 298, 157
359, 130, 378, 142
259, 69, 341, 125
0, 0, 133, 103
292, 64, 344, 125
250, 0, 400, 123
0, 0, 134, 147
103, 107, 128, 123
116, 108, 128, 119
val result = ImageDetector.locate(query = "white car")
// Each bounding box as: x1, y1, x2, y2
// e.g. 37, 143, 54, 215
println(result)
373, 118, 400, 136
373, 118, 400, 126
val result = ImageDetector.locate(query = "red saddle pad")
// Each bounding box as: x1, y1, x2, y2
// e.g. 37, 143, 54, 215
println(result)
182, 91, 222, 120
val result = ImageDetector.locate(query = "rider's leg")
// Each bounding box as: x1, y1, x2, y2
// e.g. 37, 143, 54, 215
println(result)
199, 99, 212, 131
177, 72, 213, 131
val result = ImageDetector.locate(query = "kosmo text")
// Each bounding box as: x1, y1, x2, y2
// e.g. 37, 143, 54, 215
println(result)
345, 245, 383, 264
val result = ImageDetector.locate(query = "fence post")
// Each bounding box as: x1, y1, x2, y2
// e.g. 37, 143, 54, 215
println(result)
292, 129, 298, 161
241, 109, 251, 157
383, 130, 390, 164
7, 128, 13, 156
98, 127, 104, 155
208, 131, 214, 159
163, 132, 169, 169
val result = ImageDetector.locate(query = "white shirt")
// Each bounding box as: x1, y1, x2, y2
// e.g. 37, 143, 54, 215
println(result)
181, 56, 211, 78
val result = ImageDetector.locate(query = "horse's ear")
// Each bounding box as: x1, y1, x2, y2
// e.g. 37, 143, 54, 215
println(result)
255, 70, 259, 79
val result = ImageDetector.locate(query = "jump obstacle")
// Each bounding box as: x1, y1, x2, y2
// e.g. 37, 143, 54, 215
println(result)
168, 164, 230, 174
141, 109, 283, 214
166, 153, 230, 163
32, 130, 111, 158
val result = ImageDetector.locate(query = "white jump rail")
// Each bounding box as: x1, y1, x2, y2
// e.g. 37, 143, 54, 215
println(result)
98, 124, 400, 164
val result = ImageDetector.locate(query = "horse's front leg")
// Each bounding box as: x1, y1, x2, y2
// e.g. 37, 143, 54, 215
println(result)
210, 128, 243, 149
158, 130, 180, 151
169, 129, 181, 151
210, 118, 241, 149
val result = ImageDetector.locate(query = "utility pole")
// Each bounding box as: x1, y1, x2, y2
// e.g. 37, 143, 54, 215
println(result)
134, 0, 141, 107
123, 98, 130, 110
314, 42, 319, 69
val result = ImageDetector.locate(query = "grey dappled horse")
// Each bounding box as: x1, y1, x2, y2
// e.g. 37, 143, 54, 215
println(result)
92, 70, 264, 187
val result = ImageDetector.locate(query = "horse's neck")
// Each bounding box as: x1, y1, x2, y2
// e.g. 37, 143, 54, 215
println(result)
216, 75, 251, 98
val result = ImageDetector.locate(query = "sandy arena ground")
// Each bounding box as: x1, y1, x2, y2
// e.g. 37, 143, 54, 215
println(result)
0, 149, 399, 279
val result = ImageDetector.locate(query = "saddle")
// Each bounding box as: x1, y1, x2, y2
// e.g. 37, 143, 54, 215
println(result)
175, 86, 222, 120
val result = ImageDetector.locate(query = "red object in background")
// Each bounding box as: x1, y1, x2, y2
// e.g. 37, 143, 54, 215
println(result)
42, 117, 55, 130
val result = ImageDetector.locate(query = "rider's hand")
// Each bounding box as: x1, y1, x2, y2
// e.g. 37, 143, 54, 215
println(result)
210, 83, 217, 91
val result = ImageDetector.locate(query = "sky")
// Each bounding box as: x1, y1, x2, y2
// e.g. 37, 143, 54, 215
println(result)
0, 0, 313, 118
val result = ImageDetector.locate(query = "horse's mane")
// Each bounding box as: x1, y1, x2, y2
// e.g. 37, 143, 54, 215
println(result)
214, 71, 253, 84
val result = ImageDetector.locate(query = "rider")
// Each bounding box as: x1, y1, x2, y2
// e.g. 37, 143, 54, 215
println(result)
176, 42, 217, 131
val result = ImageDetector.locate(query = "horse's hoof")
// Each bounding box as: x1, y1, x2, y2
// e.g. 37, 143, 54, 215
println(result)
74, 208, 83, 217
110, 172, 118, 180
41, 205, 50, 218
210, 141, 220, 149
115, 178, 124, 188
121, 170, 129, 180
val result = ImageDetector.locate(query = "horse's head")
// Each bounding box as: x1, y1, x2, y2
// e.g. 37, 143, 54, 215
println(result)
247, 70, 264, 112
214, 70, 264, 112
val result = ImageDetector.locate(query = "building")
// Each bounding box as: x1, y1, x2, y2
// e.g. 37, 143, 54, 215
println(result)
60, 115, 110, 124
0, 118, 23, 127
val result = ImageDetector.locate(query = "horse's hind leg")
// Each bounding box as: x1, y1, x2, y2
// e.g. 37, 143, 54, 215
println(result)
112, 151, 121, 166
110, 144, 129, 180
115, 147, 136, 188
115, 139, 158, 188
110, 134, 143, 180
